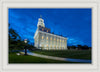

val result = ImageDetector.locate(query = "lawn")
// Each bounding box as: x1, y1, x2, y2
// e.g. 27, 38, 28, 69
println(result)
9, 50, 91, 63
32, 50, 91, 60
9, 52, 77, 63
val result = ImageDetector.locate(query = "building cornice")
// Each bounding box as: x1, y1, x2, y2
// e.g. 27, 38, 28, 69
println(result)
39, 31, 67, 39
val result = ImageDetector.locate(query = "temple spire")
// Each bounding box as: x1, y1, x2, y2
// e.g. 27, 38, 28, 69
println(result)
37, 15, 45, 27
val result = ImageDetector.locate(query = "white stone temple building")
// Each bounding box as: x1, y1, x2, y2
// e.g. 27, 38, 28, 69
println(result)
34, 16, 67, 50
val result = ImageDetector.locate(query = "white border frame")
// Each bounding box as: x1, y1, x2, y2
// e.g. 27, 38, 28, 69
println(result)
1, 1, 98, 71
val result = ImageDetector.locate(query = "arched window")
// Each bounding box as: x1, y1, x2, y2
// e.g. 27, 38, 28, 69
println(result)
42, 36, 44, 39
46, 44, 48, 47
47, 30, 48, 32
47, 37, 48, 40
50, 37, 52, 40
42, 28, 44, 31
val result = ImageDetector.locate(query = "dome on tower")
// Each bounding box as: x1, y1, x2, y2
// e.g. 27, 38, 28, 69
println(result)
37, 15, 45, 27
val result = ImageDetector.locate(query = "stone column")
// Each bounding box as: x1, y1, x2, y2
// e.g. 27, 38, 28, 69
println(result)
57, 37, 58, 50
38, 33, 40, 49
52, 36, 54, 50
59, 38, 60, 49
48, 34, 50, 50
44, 34, 46, 50
64, 39, 66, 50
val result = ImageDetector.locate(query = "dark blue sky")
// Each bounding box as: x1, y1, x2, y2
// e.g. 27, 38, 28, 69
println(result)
8, 8, 92, 47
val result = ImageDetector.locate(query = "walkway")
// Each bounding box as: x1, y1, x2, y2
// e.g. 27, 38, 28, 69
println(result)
21, 51, 91, 63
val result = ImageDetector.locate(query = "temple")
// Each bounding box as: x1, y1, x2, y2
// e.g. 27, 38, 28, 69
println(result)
34, 16, 67, 50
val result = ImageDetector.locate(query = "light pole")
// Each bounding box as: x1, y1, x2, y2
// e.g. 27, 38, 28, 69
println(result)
24, 39, 27, 55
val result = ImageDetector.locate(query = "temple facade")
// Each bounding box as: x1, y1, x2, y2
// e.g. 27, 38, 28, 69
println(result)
34, 16, 67, 50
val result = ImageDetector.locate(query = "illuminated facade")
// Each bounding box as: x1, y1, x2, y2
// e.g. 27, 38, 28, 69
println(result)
34, 16, 67, 50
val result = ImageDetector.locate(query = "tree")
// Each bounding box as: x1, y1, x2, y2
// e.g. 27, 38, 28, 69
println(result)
77, 45, 82, 50
9, 28, 21, 40
82, 45, 89, 50
8, 24, 37, 52
70, 45, 76, 50
9, 27, 22, 51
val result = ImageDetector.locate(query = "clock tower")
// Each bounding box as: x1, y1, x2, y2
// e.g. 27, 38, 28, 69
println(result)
37, 15, 45, 27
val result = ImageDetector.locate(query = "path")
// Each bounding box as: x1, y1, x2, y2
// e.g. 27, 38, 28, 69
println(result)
21, 51, 91, 63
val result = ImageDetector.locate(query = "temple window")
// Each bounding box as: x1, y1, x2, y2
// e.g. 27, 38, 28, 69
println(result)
47, 37, 48, 40
42, 36, 44, 39
50, 37, 52, 40
46, 44, 48, 47
42, 28, 44, 31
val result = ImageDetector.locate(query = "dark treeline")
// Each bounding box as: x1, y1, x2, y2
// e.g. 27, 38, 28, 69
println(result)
68, 45, 91, 50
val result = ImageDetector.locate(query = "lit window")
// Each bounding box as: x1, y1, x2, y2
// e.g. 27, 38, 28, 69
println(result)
50, 37, 52, 40
47, 37, 48, 40
42, 28, 44, 31
47, 30, 48, 32
47, 44, 48, 47
54, 38, 55, 41
42, 36, 44, 39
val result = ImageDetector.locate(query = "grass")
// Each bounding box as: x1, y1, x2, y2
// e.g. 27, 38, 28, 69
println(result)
9, 52, 78, 63
9, 50, 91, 63
32, 50, 91, 60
